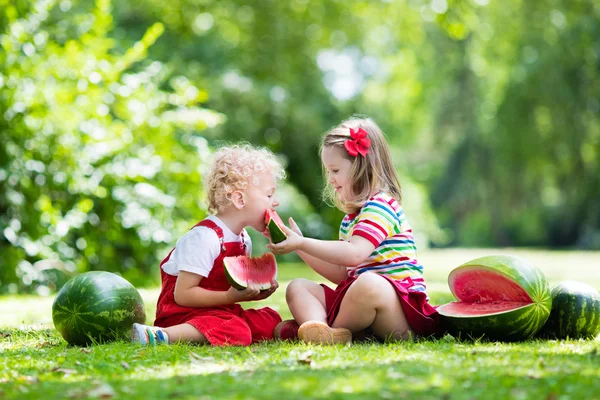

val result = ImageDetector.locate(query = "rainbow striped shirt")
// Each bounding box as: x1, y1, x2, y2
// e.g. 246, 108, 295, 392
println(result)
339, 191, 427, 293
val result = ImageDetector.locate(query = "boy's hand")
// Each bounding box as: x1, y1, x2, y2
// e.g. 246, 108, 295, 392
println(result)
227, 285, 261, 303
250, 279, 279, 301
267, 221, 304, 254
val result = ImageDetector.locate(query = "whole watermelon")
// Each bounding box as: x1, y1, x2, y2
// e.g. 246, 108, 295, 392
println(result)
538, 281, 600, 340
52, 271, 146, 346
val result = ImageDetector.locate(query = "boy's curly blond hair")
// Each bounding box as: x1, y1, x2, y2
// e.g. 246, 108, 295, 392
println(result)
205, 144, 285, 214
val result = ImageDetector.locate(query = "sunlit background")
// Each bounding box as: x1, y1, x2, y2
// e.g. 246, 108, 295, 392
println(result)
1, 0, 599, 294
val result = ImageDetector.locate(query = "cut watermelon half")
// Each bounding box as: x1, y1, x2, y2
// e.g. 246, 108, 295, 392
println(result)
264, 209, 287, 244
223, 252, 277, 290
437, 255, 551, 341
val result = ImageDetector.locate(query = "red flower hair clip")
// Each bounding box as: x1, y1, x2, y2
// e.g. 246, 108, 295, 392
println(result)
344, 127, 371, 158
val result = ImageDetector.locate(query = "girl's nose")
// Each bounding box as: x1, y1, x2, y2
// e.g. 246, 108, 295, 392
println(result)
273, 196, 280, 207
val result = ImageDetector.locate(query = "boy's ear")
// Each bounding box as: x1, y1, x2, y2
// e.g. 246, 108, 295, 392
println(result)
231, 190, 245, 209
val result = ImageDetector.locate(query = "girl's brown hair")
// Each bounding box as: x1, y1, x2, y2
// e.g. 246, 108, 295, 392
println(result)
321, 116, 402, 214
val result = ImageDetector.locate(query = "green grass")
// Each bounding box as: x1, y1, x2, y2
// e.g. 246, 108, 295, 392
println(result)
1, 249, 600, 399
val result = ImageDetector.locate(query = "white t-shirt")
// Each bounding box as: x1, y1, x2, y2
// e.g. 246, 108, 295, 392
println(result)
161, 215, 252, 277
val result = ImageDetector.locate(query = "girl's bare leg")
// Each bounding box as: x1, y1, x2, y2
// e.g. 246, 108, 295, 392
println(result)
286, 278, 327, 324
286, 278, 351, 344
332, 273, 413, 341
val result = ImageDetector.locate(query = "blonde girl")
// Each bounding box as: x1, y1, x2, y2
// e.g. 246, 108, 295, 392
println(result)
269, 117, 439, 344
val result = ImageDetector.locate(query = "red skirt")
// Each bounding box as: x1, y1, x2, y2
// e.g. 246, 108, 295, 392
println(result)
321, 275, 440, 338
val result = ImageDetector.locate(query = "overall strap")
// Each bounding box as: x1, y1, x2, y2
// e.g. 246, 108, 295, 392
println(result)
194, 219, 226, 252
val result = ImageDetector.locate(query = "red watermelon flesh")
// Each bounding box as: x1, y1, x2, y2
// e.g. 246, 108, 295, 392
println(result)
449, 268, 533, 309
224, 252, 277, 290
439, 301, 532, 316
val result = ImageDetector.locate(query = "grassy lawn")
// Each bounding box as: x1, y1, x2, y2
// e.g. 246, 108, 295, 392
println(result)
1, 248, 599, 399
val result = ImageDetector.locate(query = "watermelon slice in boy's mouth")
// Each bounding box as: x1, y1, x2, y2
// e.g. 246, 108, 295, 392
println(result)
264, 209, 287, 244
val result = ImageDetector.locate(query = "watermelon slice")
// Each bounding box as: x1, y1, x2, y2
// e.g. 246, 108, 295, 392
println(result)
537, 281, 600, 340
437, 255, 552, 341
223, 252, 277, 290
264, 209, 287, 244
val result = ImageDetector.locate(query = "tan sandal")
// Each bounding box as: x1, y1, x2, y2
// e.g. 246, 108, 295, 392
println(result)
298, 321, 352, 345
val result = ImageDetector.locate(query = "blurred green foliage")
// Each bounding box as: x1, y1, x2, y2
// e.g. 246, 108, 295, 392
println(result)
0, 0, 223, 292
1, 0, 599, 293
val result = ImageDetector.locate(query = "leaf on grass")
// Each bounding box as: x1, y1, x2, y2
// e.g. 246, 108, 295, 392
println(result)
87, 383, 115, 399
189, 352, 216, 363
52, 367, 77, 377
80, 348, 92, 354
18, 375, 40, 384
121, 361, 130, 370
0, 332, 11, 339
296, 351, 314, 366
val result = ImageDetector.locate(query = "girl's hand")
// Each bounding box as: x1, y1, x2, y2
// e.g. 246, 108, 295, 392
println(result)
287, 217, 303, 237
250, 279, 279, 301
267, 223, 304, 254
227, 285, 261, 303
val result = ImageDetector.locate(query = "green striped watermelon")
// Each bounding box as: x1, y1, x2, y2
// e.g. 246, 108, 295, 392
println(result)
537, 281, 600, 340
52, 271, 146, 346
437, 255, 552, 341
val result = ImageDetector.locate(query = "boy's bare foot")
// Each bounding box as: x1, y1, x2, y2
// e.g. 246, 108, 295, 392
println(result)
298, 321, 352, 345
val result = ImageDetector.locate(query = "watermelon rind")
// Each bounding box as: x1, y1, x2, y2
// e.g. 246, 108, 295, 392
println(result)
537, 281, 600, 340
266, 210, 287, 244
438, 255, 552, 341
223, 253, 277, 291
52, 271, 146, 346
224, 262, 248, 290
268, 219, 287, 244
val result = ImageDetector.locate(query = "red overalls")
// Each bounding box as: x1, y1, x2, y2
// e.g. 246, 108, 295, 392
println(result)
154, 219, 282, 346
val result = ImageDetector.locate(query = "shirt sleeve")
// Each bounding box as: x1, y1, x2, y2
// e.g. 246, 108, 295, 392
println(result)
168, 227, 220, 277
243, 229, 253, 256
352, 199, 398, 247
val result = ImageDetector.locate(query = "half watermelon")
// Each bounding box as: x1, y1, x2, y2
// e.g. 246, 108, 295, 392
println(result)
265, 209, 287, 244
224, 252, 278, 290
537, 281, 600, 340
437, 255, 552, 341
52, 271, 146, 346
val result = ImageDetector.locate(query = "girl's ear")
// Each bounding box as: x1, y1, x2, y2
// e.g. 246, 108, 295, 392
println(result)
231, 190, 245, 209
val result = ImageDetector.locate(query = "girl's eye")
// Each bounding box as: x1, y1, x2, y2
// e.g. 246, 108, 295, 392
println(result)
332, 170, 339, 174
